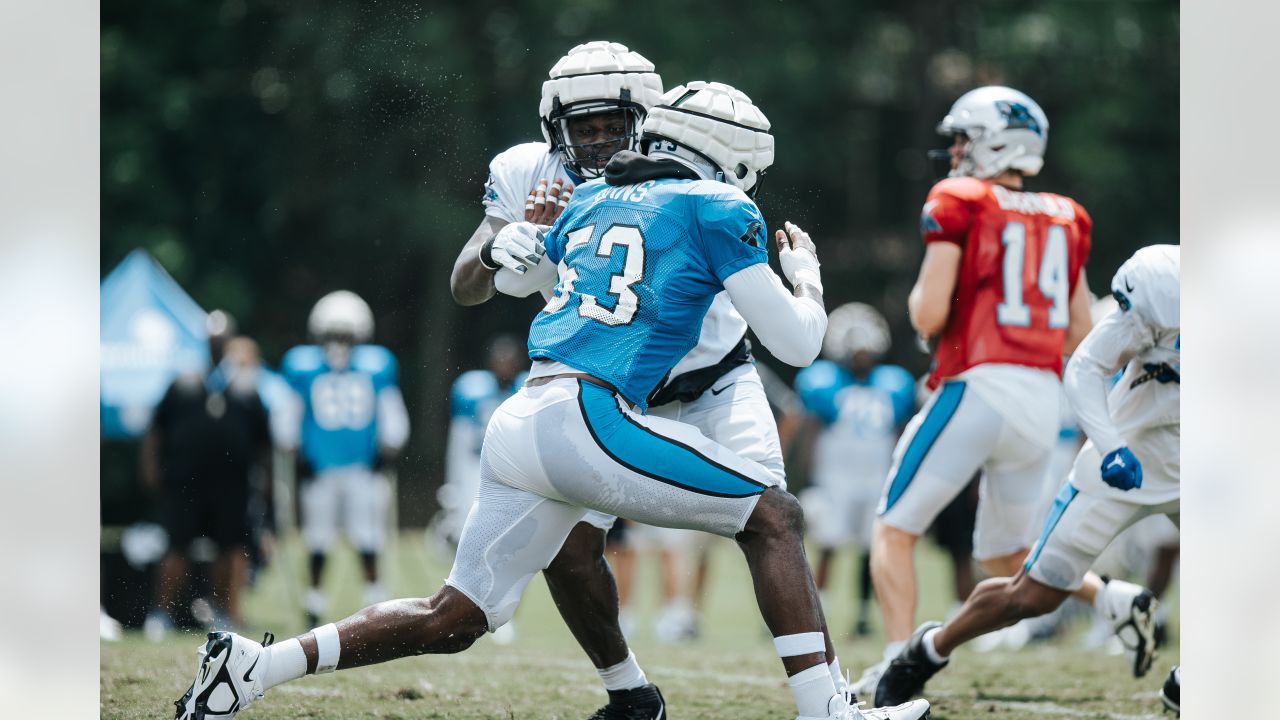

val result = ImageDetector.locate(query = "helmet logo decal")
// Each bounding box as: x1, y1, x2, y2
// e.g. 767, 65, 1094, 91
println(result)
995, 100, 1043, 136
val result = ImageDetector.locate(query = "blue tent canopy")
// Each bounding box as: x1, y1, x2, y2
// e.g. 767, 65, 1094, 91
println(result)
100, 250, 209, 439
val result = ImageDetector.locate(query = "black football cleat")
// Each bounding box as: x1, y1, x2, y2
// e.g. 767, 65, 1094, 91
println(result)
1160, 665, 1180, 716
874, 622, 948, 708
587, 683, 666, 720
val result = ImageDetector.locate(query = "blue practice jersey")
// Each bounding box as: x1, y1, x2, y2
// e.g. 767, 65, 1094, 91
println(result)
283, 344, 399, 472
795, 360, 916, 430
449, 369, 528, 456
528, 177, 769, 409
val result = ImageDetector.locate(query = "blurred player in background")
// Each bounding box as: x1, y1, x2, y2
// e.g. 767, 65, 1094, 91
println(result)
437, 335, 527, 643
857, 86, 1096, 696
281, 290, 410, 628
171, 81, 928, 720
793, 303, 914, 637
448, 41, 672, 717
143, 311, 273, 638
874, 245, 1180, 708
437, 335, 527, 549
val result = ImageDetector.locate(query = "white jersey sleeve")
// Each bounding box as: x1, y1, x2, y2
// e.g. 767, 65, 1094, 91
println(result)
376, 386, 411, 452
482, 142, 568, 224
723, 263, 826, 367
1065, 244, 1180, 451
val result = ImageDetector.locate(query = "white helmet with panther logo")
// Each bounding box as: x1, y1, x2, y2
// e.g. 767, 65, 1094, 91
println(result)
937, 86, 1049, 179
640, 81, 774, 196
540, 41, 664, 179
822, 302, 891, 362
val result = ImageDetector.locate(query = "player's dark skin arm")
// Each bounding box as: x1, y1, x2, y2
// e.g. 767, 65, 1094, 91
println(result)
450, 215, 508, 306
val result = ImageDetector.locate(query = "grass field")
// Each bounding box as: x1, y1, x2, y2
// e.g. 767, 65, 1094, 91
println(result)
101, 531, 1178, 719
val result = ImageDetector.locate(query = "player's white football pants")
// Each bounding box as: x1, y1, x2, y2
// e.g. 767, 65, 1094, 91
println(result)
445, 377, 783, 630
876, 377, 1055, 561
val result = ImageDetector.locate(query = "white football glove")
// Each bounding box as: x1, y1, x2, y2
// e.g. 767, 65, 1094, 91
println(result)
479, 221, 547, 274
779, 244, 823, 294
495, 253, 558, 298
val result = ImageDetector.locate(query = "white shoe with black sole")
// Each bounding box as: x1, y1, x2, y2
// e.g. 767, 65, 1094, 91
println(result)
173, 631, 273, 720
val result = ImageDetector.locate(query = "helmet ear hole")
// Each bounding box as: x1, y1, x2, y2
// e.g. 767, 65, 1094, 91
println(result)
735, 163, 749, 179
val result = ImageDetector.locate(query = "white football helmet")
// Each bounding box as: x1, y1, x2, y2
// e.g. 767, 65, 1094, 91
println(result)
937, 86, 1049, 179
640, 81, 774, 196
540, 41, 664, 179
308, 290, 373, 343
822, 302, 891, 362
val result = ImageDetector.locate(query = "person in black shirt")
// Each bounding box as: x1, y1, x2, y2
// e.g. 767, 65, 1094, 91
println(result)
142, 312, 272, 638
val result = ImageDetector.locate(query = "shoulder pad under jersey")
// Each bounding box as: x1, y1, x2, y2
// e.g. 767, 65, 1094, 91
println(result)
794, 359, 852, 425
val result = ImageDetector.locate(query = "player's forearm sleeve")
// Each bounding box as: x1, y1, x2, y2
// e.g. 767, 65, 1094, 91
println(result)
377, 386, 411, 452
723, 263, 827, 367
1063, 311, 1148, 452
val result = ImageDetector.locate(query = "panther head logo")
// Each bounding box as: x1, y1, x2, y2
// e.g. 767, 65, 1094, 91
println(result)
995, 101, 1043, 136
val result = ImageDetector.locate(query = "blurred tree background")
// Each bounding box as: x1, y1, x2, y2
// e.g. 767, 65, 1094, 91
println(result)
101, 0, 1178, 525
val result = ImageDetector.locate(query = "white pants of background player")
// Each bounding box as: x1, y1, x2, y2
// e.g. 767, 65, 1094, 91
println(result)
445, 377, 785, 630
877, 365, 1058, 561
1024, 426, 1180, 592
300, 466, 390, 554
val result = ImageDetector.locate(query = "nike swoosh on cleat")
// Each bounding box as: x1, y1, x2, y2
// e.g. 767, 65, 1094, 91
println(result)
243, 654, 260, 683
1125, 278, 1135, 292
710, 383, 734, 396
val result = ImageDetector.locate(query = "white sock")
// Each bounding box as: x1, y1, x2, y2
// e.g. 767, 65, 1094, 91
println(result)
922, 627, 948, 664
262, 638, 307, 690
789, 663, 837, 718
828, 657, 846, 693
882, 640, 906, 662
363, 582, 387, 606
597, 651, 648, 691
306, 588, 326, 618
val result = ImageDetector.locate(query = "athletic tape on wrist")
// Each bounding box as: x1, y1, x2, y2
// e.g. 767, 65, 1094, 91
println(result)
793, 268, 823, 294
313, 623, 341, 674
773, 631, 826, 658
477, 241, 500, 271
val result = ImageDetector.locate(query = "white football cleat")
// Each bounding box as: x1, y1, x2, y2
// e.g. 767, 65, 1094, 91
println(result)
173, 631, 273, 719
849, 659, 888, 698
799, 692, 930, 720
1113, 588, 1159, 678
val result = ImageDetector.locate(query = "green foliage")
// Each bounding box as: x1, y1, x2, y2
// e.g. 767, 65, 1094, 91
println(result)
102, 1, 1178, 522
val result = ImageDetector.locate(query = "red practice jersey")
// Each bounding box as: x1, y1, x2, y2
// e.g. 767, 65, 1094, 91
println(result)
920, 176, 1092, 389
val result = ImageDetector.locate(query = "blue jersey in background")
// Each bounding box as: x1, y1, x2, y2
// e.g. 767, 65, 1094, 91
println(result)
528, 177, 768, 409
795, 360, 916, 432
283, 344, 399, 472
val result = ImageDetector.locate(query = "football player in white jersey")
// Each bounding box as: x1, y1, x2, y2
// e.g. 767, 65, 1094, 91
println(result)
168, 80, 928, 720
450, 41, 830, 716
873, 245, 1180, 707
448, 41, 668, 718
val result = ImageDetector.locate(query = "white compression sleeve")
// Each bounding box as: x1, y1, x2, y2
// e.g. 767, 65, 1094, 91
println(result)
723, 263, 827, 367
1063, 309, 1150, 453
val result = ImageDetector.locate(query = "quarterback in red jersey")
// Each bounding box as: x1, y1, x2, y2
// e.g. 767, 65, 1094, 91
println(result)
854, 86, 1097, 698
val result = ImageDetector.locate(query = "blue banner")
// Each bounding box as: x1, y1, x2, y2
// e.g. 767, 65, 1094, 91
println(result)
100, 250, 209, 439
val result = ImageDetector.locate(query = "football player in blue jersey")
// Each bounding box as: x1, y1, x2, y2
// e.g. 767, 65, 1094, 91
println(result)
794, 303, 915, 638
279, 291, 410, 628
449, 41, 672, 718
171, 82, 930, 720
437, 335, 527, 550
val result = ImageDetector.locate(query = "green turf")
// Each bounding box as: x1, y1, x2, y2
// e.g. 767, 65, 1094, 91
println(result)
101, 532, 1177, 719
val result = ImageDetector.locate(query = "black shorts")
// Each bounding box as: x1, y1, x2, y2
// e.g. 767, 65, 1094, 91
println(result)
161, 477, 251, 551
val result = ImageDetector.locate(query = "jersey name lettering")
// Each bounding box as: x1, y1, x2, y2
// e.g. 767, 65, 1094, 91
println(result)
991, 185, 1076, 220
